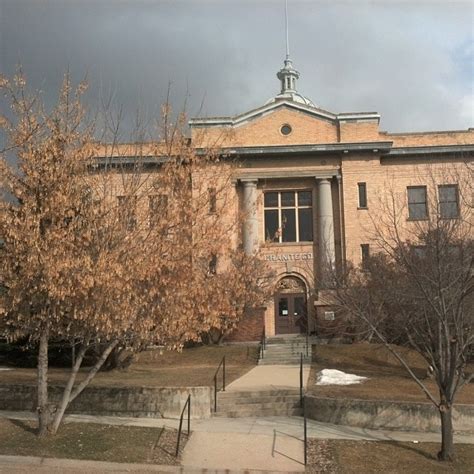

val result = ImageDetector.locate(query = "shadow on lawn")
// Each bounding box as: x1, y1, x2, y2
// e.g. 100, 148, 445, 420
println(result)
9, 417, 38, 435
387, 440, 438, 461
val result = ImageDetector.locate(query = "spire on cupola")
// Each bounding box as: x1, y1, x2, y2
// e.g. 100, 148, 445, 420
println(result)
277, 0, 299, 94
266, 0, 316, 108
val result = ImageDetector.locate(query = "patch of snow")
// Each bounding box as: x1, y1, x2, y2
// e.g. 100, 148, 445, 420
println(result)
0, 367, 13, 371
316, 369, 368, 386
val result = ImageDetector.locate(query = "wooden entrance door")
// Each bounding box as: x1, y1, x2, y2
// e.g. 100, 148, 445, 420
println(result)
275, 292, 307, 334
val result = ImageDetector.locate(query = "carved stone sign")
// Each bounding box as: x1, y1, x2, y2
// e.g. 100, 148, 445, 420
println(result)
263, 252, 313, 262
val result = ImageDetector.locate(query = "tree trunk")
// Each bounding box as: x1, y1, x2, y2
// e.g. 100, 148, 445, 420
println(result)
438, 404, 454, 461
49, 340, 118, 434
37, 326, 51, 437
50, 341, 89, 435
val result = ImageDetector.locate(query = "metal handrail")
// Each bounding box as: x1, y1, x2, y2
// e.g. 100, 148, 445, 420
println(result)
303, 394, 307, 465
175, 394, 191, 457
260, 326, 266, 360
299, 352, 303, 407
213, 355, 226, 412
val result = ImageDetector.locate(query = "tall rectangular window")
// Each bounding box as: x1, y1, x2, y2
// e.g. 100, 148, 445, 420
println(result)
208, 187, 217, 213
361, 244, 370, 268
438, 185, 459, 219
358, 182, 367, 208
264, 190, 313, 243
149, 194, 168, 229
117, 195, 137, 231
407, 186, 428, 220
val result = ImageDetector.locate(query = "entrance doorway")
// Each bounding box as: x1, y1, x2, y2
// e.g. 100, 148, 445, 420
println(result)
274, 276, 307, 335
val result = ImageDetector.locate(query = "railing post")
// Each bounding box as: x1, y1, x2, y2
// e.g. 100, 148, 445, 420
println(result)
223, 355, 226, 391
187, 394, 191, 435
303, 395, 307, 465
300, 352, 303, 407
214, 375, 217, 412
306, 329, 309, 358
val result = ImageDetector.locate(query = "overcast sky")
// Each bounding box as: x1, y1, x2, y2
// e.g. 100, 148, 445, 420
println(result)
1, 0, 473, 134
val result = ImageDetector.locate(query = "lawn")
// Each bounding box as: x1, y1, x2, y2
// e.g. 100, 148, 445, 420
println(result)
0, 417, 186, 465
306, 439, 474, 473
0, 344, 259, 388
308, 343, 474, 404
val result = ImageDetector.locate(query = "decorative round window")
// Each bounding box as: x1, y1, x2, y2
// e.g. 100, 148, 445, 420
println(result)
280, 124, 292, 135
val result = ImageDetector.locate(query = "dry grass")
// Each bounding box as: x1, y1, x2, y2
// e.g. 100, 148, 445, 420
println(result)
0, 344, 259, 388
308, 343, 474, 404
0, 417, 186, 465
306, 439, 474, 473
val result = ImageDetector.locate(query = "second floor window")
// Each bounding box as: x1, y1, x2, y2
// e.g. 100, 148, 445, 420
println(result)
264, 190, 313, 243
438, 184, 459, 219
117, 195, 137, 231
149, 194, 168, 229
208, 187, 217, 213
407, 186, 428, 220
358, 182, 367, 208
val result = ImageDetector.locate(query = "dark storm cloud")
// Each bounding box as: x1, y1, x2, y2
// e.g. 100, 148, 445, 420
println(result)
0, 0, 473, 134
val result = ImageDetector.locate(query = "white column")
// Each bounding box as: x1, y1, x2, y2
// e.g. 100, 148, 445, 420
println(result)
241, 179, 258, 255
317, 178, 335, 285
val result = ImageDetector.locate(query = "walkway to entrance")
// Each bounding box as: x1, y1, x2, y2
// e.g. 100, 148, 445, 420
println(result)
226, 362, 310, 392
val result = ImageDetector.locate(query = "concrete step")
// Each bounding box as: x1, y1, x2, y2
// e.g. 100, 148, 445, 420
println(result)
217, 395, 301, 405
264, 346, 310, 351
214, 407, 303, 418
218, 389, 299, 399
217, 401, 301, 411
260, 352, 311, 357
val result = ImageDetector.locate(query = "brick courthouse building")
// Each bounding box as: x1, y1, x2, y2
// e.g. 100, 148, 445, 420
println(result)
99, 55, 473, 342
187, 55, 473, 341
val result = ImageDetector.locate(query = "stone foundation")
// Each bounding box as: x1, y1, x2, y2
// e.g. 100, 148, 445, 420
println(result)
305, 395, 474, 433
0, 384, 212, 419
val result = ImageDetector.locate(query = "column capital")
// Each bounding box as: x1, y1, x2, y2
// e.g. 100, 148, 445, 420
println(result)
240, 178, 258, 186
314, 171, 340, 181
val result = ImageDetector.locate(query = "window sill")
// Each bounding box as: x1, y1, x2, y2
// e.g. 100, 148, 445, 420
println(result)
263, 241, 314, 246
439, 216, 460, 220
407, 217, 429, 222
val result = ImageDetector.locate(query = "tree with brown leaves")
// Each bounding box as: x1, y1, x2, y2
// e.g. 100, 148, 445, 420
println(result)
0, 72, 271, 435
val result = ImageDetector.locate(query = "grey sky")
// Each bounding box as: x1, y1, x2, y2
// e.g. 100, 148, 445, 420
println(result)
1, 0, 473, 134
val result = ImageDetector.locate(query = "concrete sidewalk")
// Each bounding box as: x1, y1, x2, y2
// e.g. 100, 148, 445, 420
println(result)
1, 411, 474, 472
2, 410, 473, 444
226, 364, 310, 391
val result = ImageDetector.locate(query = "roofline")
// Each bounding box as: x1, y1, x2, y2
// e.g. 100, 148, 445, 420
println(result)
209, 141, 393, 157
386, 144, 474, 156
381, 128, 474, 137
189, 100, 380, 127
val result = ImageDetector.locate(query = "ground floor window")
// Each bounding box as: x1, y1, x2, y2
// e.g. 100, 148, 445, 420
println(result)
264, 190, 313, 243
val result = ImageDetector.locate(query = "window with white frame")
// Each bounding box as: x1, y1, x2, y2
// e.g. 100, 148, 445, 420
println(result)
407, 186, 428, 220
438, 184, 459, 219
264, 190, 313, 243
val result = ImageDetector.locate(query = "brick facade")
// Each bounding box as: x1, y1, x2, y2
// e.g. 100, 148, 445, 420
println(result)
190, 100, 473, 342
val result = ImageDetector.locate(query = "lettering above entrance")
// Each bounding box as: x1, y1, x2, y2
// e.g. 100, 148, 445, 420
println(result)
264, 252, 313, 262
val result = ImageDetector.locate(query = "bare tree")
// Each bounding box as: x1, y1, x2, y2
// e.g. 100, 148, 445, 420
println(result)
0, 71, 269, 435
334, 165, 473, 461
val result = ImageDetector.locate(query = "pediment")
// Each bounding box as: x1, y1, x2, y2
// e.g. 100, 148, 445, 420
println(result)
190, 102, 340, 147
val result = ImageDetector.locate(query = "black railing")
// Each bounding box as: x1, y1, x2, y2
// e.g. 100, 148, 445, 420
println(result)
175, 394, 191, 457
213, 355, 226, 412
299, 352, 304, 407
303, 395, 307, 465
260, 326, 266, 360
306, 329, 309, 358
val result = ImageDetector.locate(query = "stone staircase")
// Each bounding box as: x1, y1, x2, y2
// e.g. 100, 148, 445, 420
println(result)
258, 334, 312, 365
213, 389, 302, 417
